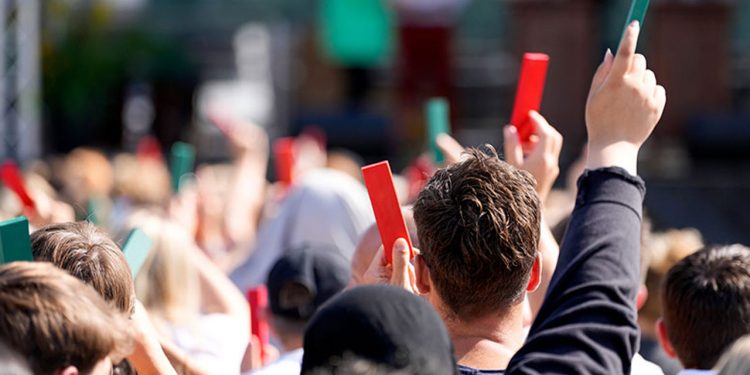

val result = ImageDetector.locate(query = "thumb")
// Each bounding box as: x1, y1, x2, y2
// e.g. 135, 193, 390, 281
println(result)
503, 125, 524, 168
390, 238, 412, 288
590, 49, 614, 91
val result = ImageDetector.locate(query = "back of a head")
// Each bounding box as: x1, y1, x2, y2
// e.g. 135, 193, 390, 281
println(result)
31, 221, 135, 314
267, 246, 350, 339
130, 211, 200, 325
413, 147, 540, 319
663, 244, 750, 369
301, 285, 457, 375
0, 262, 132, 375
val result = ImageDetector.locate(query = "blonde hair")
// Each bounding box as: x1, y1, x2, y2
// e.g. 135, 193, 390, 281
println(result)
130, 211, 200, 327
113, 153, 171, 207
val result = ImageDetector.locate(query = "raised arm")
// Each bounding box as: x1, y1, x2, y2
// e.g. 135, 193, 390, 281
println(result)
507, 21, 666, 375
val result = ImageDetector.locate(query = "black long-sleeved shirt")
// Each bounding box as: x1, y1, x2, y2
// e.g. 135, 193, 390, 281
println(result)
506, 167, 646, 375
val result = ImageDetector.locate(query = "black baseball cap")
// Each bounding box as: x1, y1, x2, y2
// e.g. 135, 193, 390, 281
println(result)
266, 246, 350, 321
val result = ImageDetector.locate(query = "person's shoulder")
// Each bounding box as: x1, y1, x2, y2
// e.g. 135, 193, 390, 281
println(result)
457, 364, 505, 375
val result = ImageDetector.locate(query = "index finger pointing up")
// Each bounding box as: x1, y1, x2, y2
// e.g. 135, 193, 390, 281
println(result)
611, 21, 641, 77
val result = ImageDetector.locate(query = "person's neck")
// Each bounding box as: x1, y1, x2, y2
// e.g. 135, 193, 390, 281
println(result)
444, 302, 526, 371
280, 335, 303, 353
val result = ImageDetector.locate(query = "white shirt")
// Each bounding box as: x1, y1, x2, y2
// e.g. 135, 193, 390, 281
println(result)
247, 348, 304, 375
632, 353, 665, 375
677, 370, 716, 375
166, 313, 250, 374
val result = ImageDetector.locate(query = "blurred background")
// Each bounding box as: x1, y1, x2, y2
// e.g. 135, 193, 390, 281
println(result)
1, 0, 749, 242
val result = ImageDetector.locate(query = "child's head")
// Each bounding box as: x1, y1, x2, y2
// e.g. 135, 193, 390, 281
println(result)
31, 221, 135, 315
0, 262, 131, 375
659, 244, 750, 369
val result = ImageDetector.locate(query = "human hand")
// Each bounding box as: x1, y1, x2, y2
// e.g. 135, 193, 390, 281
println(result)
208, 111, 269, 158
585, 21, 666, 175
504, 111, 563, 203
436, 133, 465, 166
362, 238, 419, 294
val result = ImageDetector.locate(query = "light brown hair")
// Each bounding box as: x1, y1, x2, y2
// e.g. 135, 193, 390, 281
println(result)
31, 221, 135, 314
413, 147, 540, 319
0, 262, 132, 374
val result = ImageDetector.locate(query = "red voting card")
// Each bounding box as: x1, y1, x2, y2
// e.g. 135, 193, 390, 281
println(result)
274, 138, 296, 186
248, 286, 270, 362
510, 53, 550, 143
0, 161, 35, 211
362, 161, 414, 265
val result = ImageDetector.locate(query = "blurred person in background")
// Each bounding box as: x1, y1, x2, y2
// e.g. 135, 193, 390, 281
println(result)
59, 148, 115, 221
639, 228, 705, 375
247, 247, 350, 375
391, 0, 468, 139
658, 244, 750, 375
229, 167, 374, 292
132, 211, 251, 374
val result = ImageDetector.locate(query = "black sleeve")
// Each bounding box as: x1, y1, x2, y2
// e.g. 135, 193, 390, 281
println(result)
506, 167, 646, 375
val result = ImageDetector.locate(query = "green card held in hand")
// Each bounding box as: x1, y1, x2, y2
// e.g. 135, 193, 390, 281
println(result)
0, 216, 32, 265
426, 98, 451, 164
122, 228, 154, 278
619, 0, 650, 48
170, 142, 196, 193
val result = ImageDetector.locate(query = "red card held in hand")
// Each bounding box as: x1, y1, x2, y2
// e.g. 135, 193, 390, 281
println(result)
274, 137, 296, 186
510, 53, 550, 143
362, 161, 414, 265
0, 161, 35, 210
248, 286, 270, 361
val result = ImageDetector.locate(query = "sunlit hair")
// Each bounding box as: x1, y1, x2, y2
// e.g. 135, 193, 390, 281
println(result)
31, 221, 135, 315
0, 262, 132, 374
130, 210, 200, 327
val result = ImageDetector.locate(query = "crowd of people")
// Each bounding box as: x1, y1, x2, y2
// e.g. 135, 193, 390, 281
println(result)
1, 21, 749, 375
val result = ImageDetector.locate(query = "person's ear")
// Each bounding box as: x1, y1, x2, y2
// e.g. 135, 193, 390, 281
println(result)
656, 318, 677, 358
55, 366, 79, 375
415, 254, 431, 295
526, 252, 543, 293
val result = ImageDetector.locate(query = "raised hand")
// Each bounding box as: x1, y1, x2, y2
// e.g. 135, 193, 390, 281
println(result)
504, 111, 563, 203
585, 21, 666, 175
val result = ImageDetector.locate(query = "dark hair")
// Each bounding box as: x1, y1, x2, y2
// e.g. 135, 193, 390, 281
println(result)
0, 262, 132, 374
302, 286, 457, 375
662, 244, 750, 369
413, 147, 540, 319
31, 221, 135, 315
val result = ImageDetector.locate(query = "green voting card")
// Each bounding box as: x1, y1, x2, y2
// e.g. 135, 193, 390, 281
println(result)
170, 142, 196, 193
620, 0, 650, 48
0, 216, 32, 264
122, 228, 154, 278
426, 98, 451, 164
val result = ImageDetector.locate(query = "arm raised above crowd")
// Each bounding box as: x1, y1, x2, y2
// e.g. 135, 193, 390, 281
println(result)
507, 21, 665, 375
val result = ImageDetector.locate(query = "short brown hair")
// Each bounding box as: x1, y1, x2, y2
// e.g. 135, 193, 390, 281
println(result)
31, 221, 135, 314
662, 244, 750, 369
0, 262, 132, 374
413, 147, 540, 319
